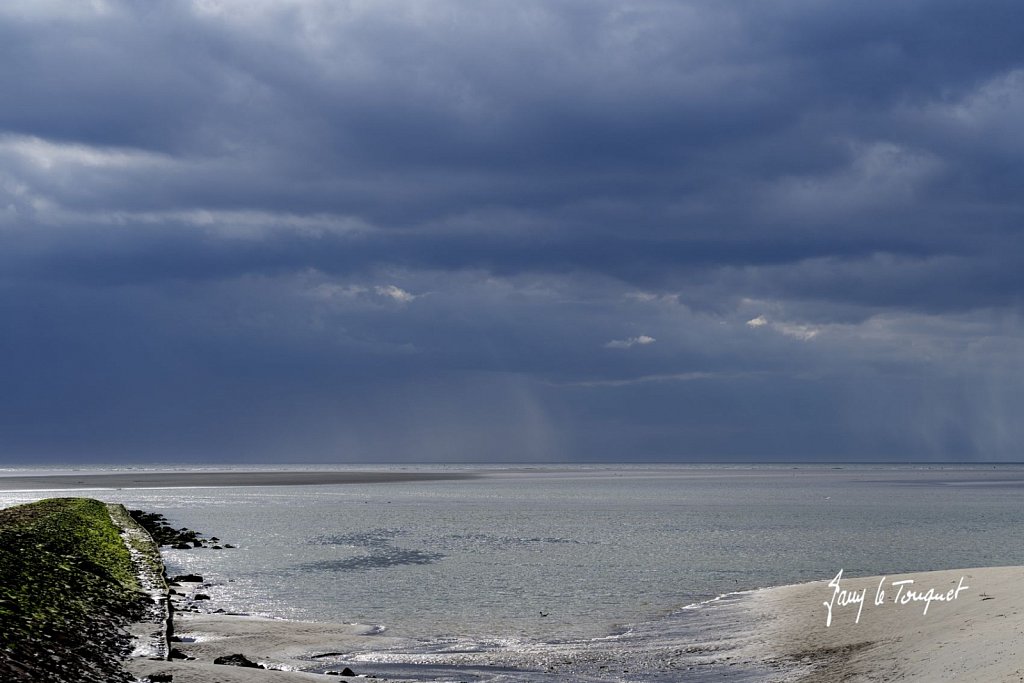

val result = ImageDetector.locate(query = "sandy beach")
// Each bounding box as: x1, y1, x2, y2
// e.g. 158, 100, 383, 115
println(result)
745, 565, 1024, 681
127, 612, 399, 683
0, 470, 475, 491
125, 566, 1024, 682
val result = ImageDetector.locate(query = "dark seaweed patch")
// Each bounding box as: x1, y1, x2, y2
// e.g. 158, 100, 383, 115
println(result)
445, 533, 592, 547
309, 528, 403, 548
303, 548, 443, 571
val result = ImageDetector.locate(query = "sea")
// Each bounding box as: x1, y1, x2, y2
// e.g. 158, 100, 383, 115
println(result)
2, 463, 1024, 681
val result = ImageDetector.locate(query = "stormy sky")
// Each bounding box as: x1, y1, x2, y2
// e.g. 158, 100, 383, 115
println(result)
2, 1, 1023, 463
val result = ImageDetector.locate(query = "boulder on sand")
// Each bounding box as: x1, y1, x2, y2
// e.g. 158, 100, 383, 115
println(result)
213, 654, 264, 669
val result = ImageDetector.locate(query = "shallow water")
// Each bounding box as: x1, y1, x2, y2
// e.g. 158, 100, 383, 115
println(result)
3, 463, 1023, 681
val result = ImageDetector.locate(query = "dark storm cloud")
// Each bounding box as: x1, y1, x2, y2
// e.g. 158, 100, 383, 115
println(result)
2, 0, 1023, 462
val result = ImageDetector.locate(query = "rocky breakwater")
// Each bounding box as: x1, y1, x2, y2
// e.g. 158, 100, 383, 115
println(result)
127, 509, 234, 550
0, 498, 156, 683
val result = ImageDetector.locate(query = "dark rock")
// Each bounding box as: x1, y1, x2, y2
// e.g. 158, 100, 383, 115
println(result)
224, 543, 236, 548
193, 593, 210, 600
128, 510, 214, 548
341, 667, 356, 676
212, 545, 223, 549
172, 543, 191, 550
213, 654, 264, 669
170, 574, 203, 583
169, 648, 189, 660
147, 675, 174, 682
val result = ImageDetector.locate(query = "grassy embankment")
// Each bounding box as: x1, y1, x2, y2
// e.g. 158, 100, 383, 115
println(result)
0, 497, 146, 683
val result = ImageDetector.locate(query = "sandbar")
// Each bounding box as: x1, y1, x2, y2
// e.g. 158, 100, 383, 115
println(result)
0, 470, 476, 491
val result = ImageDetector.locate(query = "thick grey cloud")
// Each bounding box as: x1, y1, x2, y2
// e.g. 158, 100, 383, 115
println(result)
1, 0, 1023, 462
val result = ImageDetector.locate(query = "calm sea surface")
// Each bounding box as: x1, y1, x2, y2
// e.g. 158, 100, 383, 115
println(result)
3, 464, 1023, 681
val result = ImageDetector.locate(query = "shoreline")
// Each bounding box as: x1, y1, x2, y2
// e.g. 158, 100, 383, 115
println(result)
0, 470, 477, 491
130, 565, 1024, 682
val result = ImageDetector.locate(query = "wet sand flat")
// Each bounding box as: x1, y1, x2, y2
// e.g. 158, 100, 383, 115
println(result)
0, 470, 476, 490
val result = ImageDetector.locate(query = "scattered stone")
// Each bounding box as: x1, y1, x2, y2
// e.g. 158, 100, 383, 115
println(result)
224, 543, 236, 548
341, 667, 356, 676
169, 648, 189, 660
193, 594, 211, 600
127, 510, 230, 549
213, 654, 264, 669
169, 574, 204, 583
147, 675, 174, 682
324, 673, 353, 681
212, 545, 223, 549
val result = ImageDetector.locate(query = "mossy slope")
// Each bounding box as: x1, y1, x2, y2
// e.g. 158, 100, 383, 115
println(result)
0, 497, 145, 682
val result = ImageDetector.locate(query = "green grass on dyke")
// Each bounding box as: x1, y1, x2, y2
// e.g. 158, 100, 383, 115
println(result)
0, 497, 140, 649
